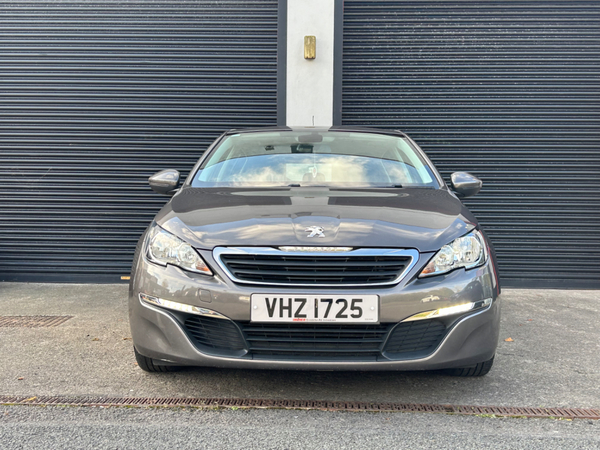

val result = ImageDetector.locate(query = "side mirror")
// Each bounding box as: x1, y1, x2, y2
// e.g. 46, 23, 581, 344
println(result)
450, 172, 482, 198
149, 169, 180, 195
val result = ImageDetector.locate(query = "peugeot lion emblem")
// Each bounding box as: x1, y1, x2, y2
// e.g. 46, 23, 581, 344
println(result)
305, 226, 325, 238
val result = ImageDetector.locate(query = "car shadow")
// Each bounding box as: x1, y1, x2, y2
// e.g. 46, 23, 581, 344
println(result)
142, 365, 493, 405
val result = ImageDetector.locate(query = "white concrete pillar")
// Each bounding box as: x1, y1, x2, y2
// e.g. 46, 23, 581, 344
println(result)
286, 0, 335, 127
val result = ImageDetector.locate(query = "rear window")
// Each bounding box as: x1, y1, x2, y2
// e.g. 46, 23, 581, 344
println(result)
191, 131, 439, 188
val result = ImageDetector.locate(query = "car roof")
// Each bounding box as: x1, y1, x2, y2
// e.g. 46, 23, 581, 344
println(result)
224, 125, 409, 139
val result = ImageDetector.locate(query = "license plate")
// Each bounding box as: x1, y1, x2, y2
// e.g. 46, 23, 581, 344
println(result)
250, 294, 379, 323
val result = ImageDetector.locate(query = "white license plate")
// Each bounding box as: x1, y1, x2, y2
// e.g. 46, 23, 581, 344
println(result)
250, 294, 379, 323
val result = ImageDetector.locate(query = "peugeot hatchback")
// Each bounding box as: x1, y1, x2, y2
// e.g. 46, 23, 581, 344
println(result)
129, 127, 501, 376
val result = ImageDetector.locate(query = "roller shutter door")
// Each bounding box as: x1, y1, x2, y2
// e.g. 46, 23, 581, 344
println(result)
0, 0, 278, 282
342, 1, 600, 288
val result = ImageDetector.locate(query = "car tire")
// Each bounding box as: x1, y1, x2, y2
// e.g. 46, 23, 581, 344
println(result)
443, 356, 495, 377
134, 347, 180, 373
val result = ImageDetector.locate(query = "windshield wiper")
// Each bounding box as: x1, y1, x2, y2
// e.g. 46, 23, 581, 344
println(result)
286, 183, 404, 188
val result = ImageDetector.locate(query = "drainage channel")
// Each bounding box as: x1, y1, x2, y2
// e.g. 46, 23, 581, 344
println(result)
1, 395, 598, 420
0, 316, 73, 327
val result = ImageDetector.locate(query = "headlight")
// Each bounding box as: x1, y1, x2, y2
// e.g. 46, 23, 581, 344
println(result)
419, 230, 487, 277
145, 224, 212, 275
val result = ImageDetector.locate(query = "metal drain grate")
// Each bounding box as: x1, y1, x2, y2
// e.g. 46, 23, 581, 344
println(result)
1, 395, 598, 420
0, 316, 73, 327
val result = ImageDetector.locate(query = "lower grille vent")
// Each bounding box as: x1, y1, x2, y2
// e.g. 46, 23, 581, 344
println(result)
184, 316, 245, 351
182, 315, 447, 361
240, 322, 393, 361
384, 320, 446, 356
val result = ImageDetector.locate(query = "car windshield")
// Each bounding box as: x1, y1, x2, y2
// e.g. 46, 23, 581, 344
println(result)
191, 131, 439, 188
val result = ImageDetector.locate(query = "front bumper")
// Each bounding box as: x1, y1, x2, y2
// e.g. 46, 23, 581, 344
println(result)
129, 248, 501, 371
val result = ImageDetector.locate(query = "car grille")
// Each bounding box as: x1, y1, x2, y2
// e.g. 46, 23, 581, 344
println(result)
218, 253, 413, 286
182, 316, 447, 361
240, 322, 393, 361
383, 320, 446, 355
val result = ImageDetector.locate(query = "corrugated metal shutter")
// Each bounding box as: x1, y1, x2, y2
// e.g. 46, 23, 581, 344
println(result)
342, 1, 600, 288
0, 0, 278, 282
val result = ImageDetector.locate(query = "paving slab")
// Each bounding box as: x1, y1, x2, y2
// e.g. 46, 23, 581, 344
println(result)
0, 283, 598, 408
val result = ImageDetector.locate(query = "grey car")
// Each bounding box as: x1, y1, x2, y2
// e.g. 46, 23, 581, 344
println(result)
129, 127, 501, 376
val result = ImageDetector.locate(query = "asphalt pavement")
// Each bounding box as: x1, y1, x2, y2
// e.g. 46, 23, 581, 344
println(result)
1, 405, 599, 450
1, 282, 599, 449
0, 282, 598, 408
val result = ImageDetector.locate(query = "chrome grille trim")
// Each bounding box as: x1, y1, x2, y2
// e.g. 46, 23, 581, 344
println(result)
213, 247, 420, 287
